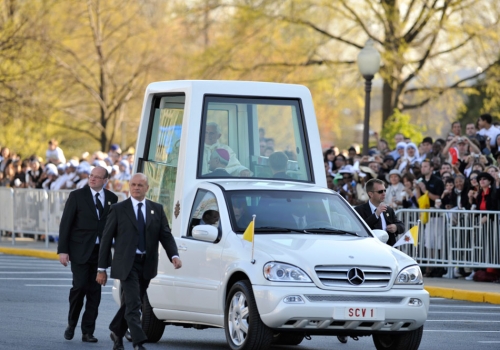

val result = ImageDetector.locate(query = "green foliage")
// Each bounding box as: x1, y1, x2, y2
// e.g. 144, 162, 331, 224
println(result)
382, 109, 425, 149
458, 60, 500, 125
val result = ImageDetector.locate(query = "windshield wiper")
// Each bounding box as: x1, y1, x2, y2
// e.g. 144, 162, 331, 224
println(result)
304, 228, 359, 236
254, 226, 304, 233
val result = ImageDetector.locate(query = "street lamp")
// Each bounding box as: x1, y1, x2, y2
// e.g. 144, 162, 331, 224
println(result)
357, 39, 380, 155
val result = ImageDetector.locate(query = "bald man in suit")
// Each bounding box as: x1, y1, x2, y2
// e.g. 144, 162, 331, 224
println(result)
97, 173, 181, 350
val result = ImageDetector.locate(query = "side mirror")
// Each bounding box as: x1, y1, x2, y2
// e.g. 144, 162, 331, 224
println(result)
372, 229, 389, 243
192, 225, 219, 243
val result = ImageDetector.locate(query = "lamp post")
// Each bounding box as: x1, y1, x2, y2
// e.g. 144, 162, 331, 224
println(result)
357, 39, 380, 155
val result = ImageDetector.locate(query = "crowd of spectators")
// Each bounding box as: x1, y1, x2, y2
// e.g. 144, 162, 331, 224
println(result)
324, 113, 500, 283
0, 139, 134, 195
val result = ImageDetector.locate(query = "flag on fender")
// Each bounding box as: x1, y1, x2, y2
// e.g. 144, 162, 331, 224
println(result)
394, 226, 419, 247
242, 218, 255, 243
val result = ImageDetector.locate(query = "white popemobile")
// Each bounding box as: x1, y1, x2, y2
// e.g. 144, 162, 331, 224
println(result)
113, 80, 429, 350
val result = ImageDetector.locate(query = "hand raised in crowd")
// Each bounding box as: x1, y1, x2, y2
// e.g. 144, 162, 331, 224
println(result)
416, 181, 426, 193
468, 189, 478, 199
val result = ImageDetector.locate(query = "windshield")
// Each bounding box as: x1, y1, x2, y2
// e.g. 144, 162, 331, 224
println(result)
198, 96, 312, 182
227, 190, 370, 236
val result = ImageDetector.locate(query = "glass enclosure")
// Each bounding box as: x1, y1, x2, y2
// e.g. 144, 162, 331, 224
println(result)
226, 190, 370, 236
142, 94, 185, 222
199, 96, 313, 182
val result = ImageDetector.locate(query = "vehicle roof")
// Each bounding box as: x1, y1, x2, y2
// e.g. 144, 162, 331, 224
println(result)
146, 80, 312, 98
206, 180, 336, 194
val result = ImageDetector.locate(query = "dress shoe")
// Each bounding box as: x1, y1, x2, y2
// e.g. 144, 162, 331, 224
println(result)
134, 344, 146, 350
82, 333, 98, 342
125, 330, 132, 342
110, 331, 124, 350
64, 326, 75, 340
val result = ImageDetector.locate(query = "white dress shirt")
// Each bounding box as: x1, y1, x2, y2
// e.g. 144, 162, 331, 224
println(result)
368, 201, 386, 230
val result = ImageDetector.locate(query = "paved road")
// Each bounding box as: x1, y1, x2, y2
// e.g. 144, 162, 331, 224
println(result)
1, 254, 499, 350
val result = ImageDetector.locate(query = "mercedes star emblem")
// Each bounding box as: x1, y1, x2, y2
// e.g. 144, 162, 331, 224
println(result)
347, 268, 365, 285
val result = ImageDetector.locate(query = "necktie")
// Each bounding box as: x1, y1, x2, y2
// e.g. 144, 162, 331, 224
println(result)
374, 209, 383, 229
95, 193, 103, 219
137, 203, 146, 253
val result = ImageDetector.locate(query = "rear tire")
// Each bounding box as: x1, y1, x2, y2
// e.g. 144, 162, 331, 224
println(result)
272, 333, 304, 346
372, 326, 424, 350
141, 293, 165, 343
224, 280, 273, 350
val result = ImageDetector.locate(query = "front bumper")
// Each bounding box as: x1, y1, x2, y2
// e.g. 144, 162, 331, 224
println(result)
253, 285, 429, 333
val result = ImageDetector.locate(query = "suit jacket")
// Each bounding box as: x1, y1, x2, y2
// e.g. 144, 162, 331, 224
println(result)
98, 198, 179, 281
57, 186, 118, 264
354, 202, 404, 246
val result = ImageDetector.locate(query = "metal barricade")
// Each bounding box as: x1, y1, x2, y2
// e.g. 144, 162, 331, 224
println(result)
0, 188, 15, 244
2, 188, 128, 247
395, 208, 500, 269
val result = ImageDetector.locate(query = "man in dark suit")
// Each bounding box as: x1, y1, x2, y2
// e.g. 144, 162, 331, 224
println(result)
269, 151, 292, 179
354, 178, 404, 246
97, 173, 181, 350
57, 166, 118, 342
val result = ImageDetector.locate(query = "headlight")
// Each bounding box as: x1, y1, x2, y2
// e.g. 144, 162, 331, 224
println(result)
263, 262, 312, 282
395, 265, 423, 285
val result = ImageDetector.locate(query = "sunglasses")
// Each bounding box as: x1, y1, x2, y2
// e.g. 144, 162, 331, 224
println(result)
370, 189, 386, 194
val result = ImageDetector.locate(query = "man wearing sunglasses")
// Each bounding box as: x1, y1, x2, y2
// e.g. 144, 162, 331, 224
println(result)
354, 179, 404, 246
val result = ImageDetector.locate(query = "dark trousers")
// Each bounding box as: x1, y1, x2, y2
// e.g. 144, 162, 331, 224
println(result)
387, 232, 396, 246
68, 244, 101, 334
109, 255, 150, 346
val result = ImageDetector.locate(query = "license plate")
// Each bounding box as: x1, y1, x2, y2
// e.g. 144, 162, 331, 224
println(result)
333, 307, 385, 320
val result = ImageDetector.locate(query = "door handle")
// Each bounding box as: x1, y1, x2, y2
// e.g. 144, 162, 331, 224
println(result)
177, 245, 187, 251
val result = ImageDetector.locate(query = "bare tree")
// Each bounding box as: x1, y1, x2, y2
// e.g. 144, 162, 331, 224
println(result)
192, 0, 500, 126
46, 0, 157, 151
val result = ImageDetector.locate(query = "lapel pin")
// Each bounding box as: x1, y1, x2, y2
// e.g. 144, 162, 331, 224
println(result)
386, 213, 389, 217
108, 201, 111, 206
151, 210, 154, 215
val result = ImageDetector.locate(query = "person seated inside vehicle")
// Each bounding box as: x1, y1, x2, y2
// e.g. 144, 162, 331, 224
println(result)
202, 122, 251, 177
290, 205, 309, 229
205, 149, 231, 177
269, 151, 292, 179
232, 196, 252, 229
201, 209, 220, 227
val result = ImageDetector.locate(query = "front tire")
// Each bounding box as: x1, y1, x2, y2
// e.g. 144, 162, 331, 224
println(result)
224, 280, 273, 350
142, 293, 165, 343
372, 326, 424, 350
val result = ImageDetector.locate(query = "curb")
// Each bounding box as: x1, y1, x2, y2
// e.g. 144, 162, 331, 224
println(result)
425, 286, 500, 305
0, 247, 59, 260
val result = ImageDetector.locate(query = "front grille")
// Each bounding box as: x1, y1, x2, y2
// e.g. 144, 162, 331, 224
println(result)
315, 265, 392, 288
304, 295, 403, 304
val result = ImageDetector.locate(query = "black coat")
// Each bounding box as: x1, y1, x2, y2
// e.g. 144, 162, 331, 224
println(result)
354, 202, 405, 246
57, 186, 118, 264
98, 198, 179, 280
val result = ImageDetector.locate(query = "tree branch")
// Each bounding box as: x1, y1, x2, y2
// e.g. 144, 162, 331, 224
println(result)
402, 58, 500, 109
277, 16, 367, 49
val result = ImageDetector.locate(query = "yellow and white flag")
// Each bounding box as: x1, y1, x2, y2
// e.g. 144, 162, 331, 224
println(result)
242, 219, 254, 243
394, 226, 419, 247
